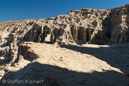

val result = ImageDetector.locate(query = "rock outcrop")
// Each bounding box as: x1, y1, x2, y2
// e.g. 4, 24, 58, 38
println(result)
1, 42, 129, 86
0, 4, 129, 86
0, 4, 129, 64
0, 5, 129, 46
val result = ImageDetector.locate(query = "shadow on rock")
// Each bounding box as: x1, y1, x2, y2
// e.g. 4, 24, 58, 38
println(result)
1, 62, 129, 86
60, 44, 129, 76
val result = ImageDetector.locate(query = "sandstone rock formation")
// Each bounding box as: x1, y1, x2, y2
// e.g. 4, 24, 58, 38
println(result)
0, 5, 129, 47
0, 4, 129, 86
1, 42, 129, 86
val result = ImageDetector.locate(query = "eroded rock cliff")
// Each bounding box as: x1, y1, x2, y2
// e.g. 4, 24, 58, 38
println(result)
0, 5, 129, 46
0, 5, 129, 86
0, 4, 129, 65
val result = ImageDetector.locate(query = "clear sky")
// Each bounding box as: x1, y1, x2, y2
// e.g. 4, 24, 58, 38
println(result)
0, 0, 129, 23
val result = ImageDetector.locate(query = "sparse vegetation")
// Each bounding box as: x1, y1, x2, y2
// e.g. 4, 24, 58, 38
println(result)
0, 63, 6, 70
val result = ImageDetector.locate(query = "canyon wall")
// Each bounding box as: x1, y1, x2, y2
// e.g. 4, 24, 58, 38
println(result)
0, 4, 129, 64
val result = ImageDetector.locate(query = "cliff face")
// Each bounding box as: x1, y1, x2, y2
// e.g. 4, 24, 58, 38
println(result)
0, 5, 129, 86
1, 5, 129, 46
0, 5, 129, 64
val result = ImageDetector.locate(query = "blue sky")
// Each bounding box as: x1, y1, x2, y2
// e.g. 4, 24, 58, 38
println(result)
0, 0, 129, 23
